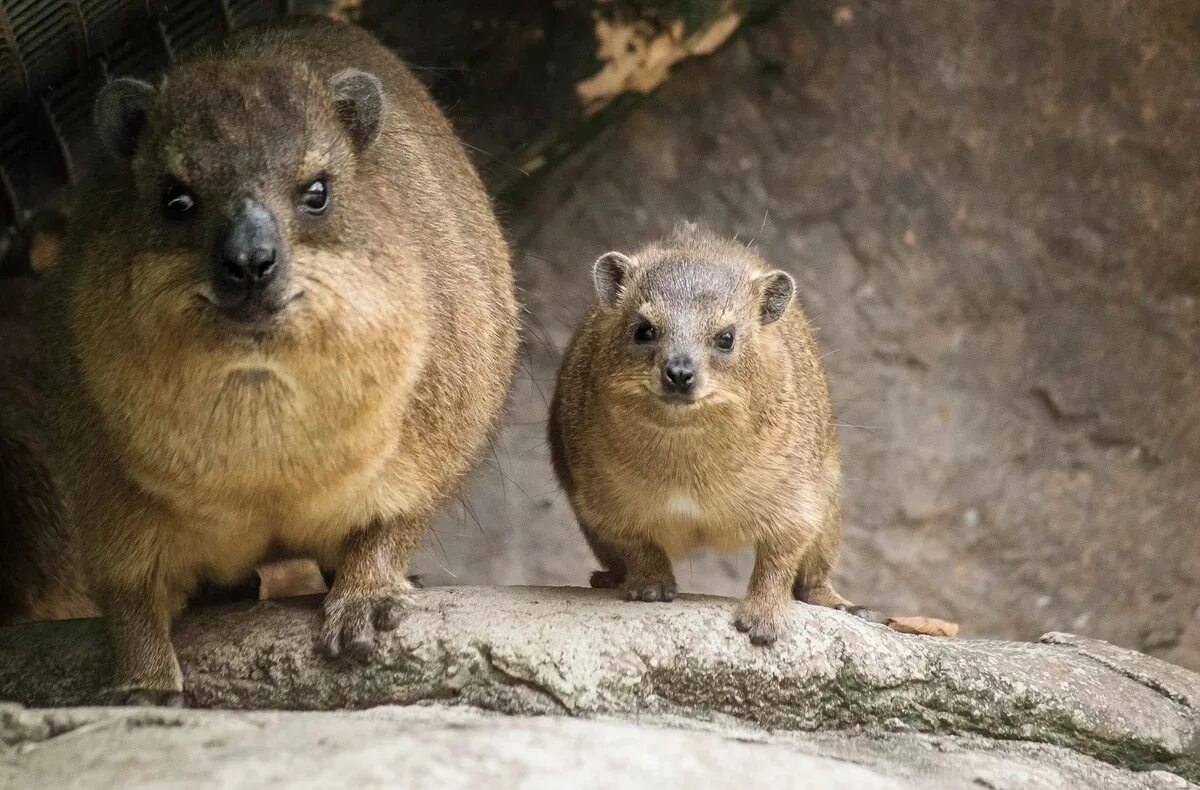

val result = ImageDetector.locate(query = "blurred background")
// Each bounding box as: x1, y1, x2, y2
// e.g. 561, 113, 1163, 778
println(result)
2, 1, 1198, 668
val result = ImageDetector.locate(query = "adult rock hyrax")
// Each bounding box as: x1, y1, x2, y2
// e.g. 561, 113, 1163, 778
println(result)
550, 224, 875, 645
38, 17, 518, 703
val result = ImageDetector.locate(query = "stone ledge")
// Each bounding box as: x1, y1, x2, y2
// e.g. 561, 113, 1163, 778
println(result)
1, 586, 1197, 780
2, 705, 1191, 789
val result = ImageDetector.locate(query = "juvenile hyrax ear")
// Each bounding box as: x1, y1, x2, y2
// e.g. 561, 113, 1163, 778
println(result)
330, 69, 384, 151
94, 78, 157, 159
756, 269, 795, 324
593, 251, 637, 308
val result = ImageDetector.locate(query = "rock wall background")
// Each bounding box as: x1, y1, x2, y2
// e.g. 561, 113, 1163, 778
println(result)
406, 0, 1200, 669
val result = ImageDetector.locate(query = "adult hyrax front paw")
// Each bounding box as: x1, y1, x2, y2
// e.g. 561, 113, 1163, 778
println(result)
621, 577, 677, 602
320, 585, 411, 661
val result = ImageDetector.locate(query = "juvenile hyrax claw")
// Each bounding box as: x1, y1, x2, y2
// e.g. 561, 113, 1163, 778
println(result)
836, 604, 885, 623
320, 589, 409, 660
621, 579, 676, 603
107, 688, 188, 708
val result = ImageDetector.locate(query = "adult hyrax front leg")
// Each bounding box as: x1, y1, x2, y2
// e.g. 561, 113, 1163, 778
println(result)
40, 18, 517, 702
549, 223, 874, 645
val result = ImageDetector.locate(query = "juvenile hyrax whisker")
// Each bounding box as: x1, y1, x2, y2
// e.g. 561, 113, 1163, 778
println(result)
29, 17, 518, 702
549, 223, 878, 646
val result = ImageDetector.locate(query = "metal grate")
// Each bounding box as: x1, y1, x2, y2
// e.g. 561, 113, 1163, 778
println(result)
0, 0, 324, 275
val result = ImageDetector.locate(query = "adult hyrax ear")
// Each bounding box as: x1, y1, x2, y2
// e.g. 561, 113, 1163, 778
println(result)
593, 251, 637, 309
756, 269, 795, 324
330, 69, 384, 151
94, 78, 157, 159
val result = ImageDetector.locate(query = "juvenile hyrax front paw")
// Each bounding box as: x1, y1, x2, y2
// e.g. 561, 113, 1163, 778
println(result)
320, 586, 411, 660
549, 222, 877, 647
621, 578, 677, 602
734, 604, 787, 646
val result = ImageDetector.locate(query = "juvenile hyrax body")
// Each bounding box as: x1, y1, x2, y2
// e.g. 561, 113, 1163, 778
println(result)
39, 17, 517, 703
550, 225, 872, 645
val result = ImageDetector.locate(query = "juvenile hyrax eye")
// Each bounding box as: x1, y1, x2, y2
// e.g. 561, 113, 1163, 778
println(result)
714, 328, 735, 351
298, 177, 330, 216
633, 318, 657, 344
161, 181, 196, 220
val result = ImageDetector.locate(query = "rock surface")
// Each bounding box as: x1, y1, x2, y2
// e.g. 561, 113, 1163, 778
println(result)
1, 705, 1192, 789
1, 586, 1198, 784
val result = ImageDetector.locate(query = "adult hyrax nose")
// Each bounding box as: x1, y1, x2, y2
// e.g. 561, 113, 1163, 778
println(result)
661, 354, 696, 395
213, 200, 286, 306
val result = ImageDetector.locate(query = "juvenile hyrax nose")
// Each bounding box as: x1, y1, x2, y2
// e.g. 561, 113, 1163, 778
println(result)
662, 355, 696, 394
215, 201, 282, 290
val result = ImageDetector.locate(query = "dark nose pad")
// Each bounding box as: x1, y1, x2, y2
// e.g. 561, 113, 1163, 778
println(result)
221, 244, 276, 284
213, 201, 282, 297
661, 355, 696, 394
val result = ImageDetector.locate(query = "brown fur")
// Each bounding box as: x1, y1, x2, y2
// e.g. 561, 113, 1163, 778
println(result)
37, 18, 518, 702
550, 224, 872, 645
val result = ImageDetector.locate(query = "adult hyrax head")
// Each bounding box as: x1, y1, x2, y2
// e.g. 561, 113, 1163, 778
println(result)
586, 222, 800, 421
90, 49, 388, 343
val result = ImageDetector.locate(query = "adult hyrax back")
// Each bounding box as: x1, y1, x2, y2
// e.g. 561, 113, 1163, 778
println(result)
40, 17, 517, 703
550, 224, 873, 645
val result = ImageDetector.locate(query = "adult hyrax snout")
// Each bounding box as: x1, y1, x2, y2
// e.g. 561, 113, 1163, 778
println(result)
40, 18, 517, 704
550, 223, 876, 645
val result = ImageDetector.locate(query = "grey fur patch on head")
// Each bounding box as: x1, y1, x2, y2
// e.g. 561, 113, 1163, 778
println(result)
94, 78, 157, 159
593, 251, 637, 308
757, 270, 795, 324
330, 69, 384, 151
672, 219, 702, 238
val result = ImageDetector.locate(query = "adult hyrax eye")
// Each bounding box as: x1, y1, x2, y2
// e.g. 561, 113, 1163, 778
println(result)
714, 327, 735, 352
633, 317, 657, 344
298, 176, 330, 216
161, 180, 197, 220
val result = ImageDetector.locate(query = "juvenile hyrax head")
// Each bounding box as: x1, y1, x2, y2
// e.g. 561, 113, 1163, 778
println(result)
590, 223, 795, 413
92, 57, 386, 339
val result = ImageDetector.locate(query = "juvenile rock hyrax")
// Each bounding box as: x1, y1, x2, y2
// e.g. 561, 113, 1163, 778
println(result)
38, 17, 517, 703
550, 224, 874, 645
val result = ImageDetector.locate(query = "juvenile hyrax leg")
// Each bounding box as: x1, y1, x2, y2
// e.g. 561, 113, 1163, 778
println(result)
580, 521, 627, 589
320, 516, 423, 660
735, 543, 805, 646
791, 502, 883, 622
618, 542, 677, 602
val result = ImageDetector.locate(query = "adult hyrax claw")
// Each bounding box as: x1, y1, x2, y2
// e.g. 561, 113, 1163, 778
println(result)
107, 688, 188, 708
320, 588, 410, 661
621, 579, 677, 603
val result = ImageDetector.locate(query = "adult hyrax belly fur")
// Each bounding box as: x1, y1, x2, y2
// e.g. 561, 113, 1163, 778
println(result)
40, 18, 517, 703
551, 225, 874, 645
